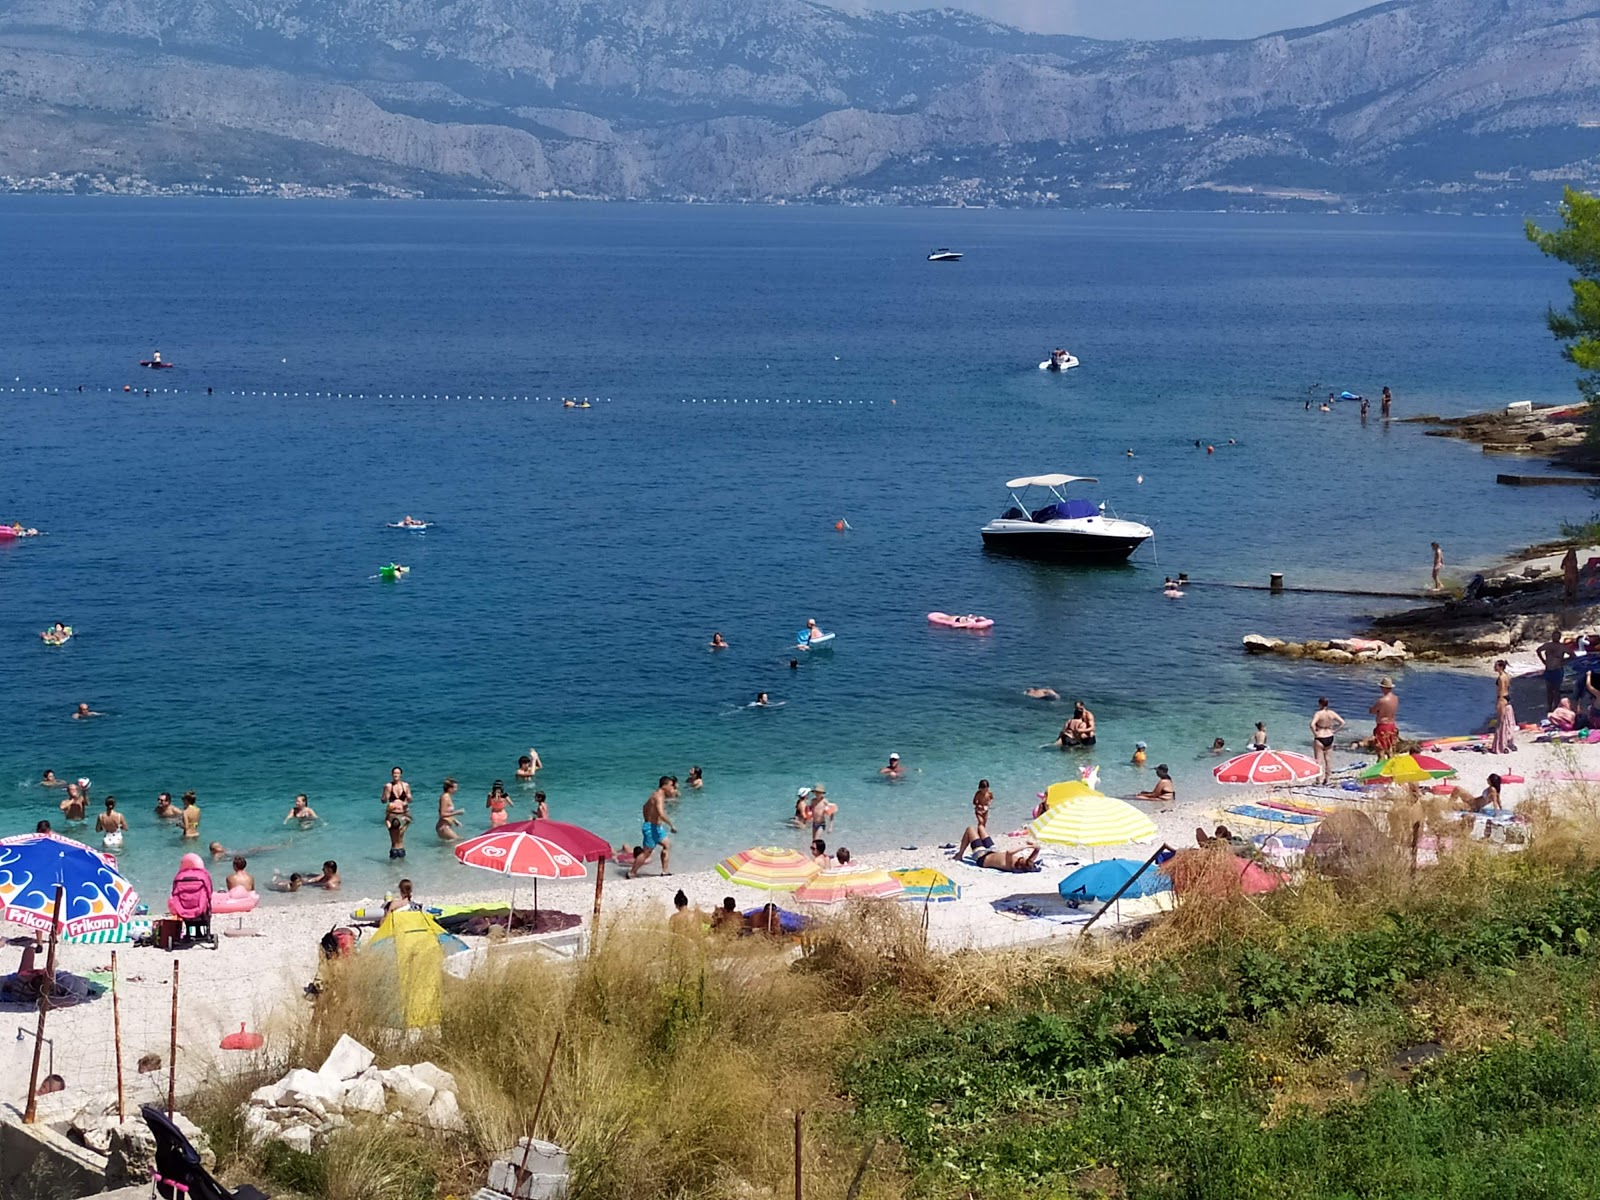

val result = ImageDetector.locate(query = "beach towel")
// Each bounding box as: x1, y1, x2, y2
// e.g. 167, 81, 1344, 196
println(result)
992, 897, 1094, 926
1257, 798, 1334, 817
1226, 804, 1320, 825
63, 920, 151, 946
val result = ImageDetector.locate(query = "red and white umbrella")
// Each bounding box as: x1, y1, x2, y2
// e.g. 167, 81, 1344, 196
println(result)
454, 829, 587, 922
455, 829, 588, 879
1212, 750, 1321, 786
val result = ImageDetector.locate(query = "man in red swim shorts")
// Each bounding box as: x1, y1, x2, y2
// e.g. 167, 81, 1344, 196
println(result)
1369, 677, 1400, 755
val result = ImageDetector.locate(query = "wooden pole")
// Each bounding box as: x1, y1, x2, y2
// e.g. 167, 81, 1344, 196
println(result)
111, 950, 126, 1122
167, 958, 180, 1117
23, 886, 65, 1124
793, 1109, 804, 1200
591, 862, 605, 955
516, 1031, 563, 1188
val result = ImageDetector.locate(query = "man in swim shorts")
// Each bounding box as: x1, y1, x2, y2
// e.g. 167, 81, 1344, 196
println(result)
631, 780, 677, 877
1369, 677, 1400, 755
1537, 628, 1570, 712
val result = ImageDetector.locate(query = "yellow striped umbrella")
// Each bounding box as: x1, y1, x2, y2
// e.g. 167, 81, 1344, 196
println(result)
794, 868, 905, 905
1028, 794, 1158, 848
715, 846, 822, 891
1040, 780, 1103, 807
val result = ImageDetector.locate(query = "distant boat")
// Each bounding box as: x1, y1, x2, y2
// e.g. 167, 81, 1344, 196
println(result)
1039, 348, 1080, 372
980, 474, 1152, 562
927, 248, 963, 262
139, 350, 175, 369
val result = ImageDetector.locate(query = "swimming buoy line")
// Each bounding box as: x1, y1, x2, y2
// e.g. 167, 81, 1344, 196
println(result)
0, 387, 879, 405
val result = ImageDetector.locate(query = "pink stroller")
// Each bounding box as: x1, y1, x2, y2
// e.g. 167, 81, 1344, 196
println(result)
168, 854, 217, 948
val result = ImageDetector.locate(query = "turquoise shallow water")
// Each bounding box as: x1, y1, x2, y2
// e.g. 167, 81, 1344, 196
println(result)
0, 200, 1586, 901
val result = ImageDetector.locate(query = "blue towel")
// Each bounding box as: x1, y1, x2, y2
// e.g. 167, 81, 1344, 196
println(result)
1227, 804, 1319, 825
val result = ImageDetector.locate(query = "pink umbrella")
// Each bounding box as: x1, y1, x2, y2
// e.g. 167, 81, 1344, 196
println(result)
1164, 851, 1285, 896
1212, 750, 1322, 786
454, 829, 586, 921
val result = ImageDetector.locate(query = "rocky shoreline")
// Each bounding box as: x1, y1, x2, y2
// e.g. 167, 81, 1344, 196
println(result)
1245, 400, 1600, 664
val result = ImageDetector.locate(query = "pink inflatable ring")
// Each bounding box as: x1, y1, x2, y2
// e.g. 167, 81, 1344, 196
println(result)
928, 612, 994, 630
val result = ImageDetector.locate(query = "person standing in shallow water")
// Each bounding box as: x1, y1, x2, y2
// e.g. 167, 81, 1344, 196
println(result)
1310, 697, 1345, 785
1381, 386, 1392, 418
436, 778, 462, 841
1431, 542, 1443, 591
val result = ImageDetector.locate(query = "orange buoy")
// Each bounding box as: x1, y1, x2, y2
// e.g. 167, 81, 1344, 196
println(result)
1206, 445, 1215, 454
835, 520, 845, 531
123, 385, 131, 392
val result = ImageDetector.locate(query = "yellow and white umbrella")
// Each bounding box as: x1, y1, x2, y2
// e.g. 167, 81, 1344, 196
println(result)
1028, 794, 1158, 848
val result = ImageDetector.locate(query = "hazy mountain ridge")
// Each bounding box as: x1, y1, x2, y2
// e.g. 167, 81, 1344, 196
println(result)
0, 0, 1595, 208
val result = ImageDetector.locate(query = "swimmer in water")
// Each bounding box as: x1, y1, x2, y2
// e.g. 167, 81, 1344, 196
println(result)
879, 753, 904, 778
754, 692, 771, 707
517, 754, 536, 781
72, 703, 103, 720
40, 770, 64, 788
59, 784, 88, 822
153, 791, 178, 818
710, 632, 728, 649
687, 765, 703, 790
95, 796, 127, 847
284, 794, 319, 824
1024, 687, 1060, 701
436, 778, 463, 841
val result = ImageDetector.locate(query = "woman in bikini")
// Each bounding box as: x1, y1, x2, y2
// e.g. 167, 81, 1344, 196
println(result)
485, 780, 513, 827
436, 778, 462, 841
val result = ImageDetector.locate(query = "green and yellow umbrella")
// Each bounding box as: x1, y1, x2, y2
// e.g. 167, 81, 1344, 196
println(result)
1028, 794, 1158, 848
890, 867, 962, 903
715, 846, 822, 891
1359, 754, 1457, 785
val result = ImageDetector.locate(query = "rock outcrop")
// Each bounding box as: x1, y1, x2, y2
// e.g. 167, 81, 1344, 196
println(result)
1242, 635, 1410, 664
0, 0, 1593, 205
241, 1035, 467, 1153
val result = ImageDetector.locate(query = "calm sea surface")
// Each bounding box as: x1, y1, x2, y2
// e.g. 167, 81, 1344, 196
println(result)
0, 199, 1585, 901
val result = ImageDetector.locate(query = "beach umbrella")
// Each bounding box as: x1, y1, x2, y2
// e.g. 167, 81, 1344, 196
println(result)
794, 868, 905, 905
454, 829, 587, 921
889, 867, 961, 903
1163, 850, 1284, 896
1029, 795, 1158, 847
715, 847, 822, 891
1212, 750, 1322, 786
1039, 779, 1104, 808
1358, 754, 1456, 784
501, 817, 614, 920
0, 833, 139, 938
1058, 858, 1172, 904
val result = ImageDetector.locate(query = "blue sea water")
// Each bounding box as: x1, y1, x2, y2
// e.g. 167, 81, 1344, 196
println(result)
0, 199, 1586, 901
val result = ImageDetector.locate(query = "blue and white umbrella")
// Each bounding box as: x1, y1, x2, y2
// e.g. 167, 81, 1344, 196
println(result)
0, 833, 140, 937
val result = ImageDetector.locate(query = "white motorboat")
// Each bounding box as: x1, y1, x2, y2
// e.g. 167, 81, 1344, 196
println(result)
980, 474, 1152, 562
1039, 348, 1079, 372
927, 248, 963, 262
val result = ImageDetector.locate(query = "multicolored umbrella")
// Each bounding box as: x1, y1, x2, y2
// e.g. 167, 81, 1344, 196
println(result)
1058, 858, 1172, 904
1029, 795, 1158, 847
0, 833, 140, 937
794, 868, 905, 905
454, 830, 588, 880
1213, 750, 1322, 786
1358, 754, 1457, 784
715, 847, 822, 891
890, 867, 962, 903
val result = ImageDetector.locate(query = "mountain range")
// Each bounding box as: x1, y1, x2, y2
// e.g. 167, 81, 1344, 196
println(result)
0, 0, 1595, 208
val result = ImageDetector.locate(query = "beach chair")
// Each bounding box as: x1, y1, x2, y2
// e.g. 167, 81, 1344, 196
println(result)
142, 1105, 270, 1200
168, 854, 217, 949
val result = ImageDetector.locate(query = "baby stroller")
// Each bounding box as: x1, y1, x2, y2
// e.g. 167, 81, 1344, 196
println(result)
168, 854, 217, 949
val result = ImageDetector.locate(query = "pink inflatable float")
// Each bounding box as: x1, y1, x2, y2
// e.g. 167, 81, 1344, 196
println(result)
928, 612, 994, 630
212, 886, 260, 914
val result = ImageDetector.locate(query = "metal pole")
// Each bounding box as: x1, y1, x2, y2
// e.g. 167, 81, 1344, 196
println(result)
794, 1109, 804, 1200
23, 887, 65, 1124
516, 1031, 563, 1189
112, 950, 126, 1122
1079, 844, 1173, 936
167, 959, 180, 1117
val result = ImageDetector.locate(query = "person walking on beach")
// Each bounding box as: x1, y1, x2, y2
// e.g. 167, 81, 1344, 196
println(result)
179, 791, 201, 839
631, 778, 677, 877
1538, 629, 1570, 712
1563, 547, 1580, 603
436, 778, 462, 841
1431, 543, 1443, 591
1310, 698, 1346, 784
973, 779, 993, 826
1369, 679, 1400, 755
1492, 659, 1518, 754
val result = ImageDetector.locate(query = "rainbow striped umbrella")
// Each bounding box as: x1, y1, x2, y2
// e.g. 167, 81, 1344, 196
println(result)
890, 867, 961, 903
1028, 794, 1158, 848
794, 868, 905, 905
715, 847, 822, 891
1359, 754, 1456, 784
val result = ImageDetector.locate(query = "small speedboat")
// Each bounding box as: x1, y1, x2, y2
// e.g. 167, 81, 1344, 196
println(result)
1039, 348, 1079, 372
980, 475, 1151, 563
139, 351, 175, 369
927, 248, 963, 262
928, 612, 993, 630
